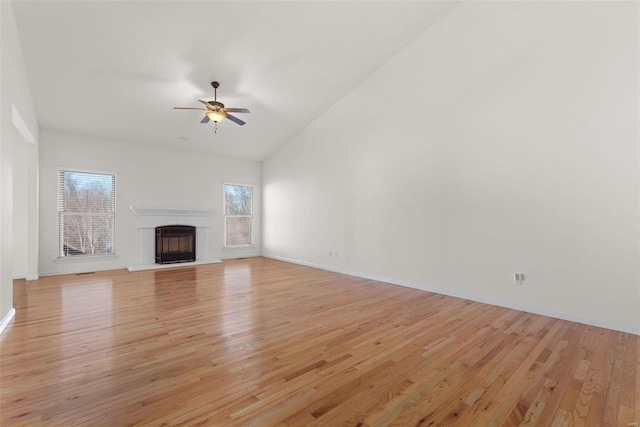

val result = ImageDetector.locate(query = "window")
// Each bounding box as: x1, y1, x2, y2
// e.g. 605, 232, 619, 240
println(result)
224, 183, 253, 247
58, 170, 116, 257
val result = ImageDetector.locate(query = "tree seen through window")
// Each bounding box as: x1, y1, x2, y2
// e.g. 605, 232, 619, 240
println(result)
58, 171, 115, 256
224, 184, 253, 246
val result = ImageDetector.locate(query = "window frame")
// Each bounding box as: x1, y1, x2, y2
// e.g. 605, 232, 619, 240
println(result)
223, 182, 254, 248
57, 168, 117, 259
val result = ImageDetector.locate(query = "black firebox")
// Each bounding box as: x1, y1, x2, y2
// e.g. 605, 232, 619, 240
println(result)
155, 225, 196, 264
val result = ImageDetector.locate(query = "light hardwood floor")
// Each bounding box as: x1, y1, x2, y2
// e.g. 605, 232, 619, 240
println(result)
1, 257, 638, 426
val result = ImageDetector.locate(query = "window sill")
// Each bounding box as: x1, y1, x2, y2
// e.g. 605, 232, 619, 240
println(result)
56, 254, 119, 263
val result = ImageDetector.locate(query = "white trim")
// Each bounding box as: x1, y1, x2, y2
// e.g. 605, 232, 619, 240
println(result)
39, 264, 125, 277
220, 253, 260, 260
59, 166, 116, 176
223, 183, 255, 247
223, 244, 256, 249
58, 169, 117, 258
0, 308, 16, 335
56, 255, 118, 263
15, 275, 41, 281
223, 181, 255, 188
129, 207, 214, 217
11, 105, 36, 145
127, 258, 222, 272
264, 254, 640, 336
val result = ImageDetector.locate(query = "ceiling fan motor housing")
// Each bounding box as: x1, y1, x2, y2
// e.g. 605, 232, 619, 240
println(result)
207, 101, 225, 109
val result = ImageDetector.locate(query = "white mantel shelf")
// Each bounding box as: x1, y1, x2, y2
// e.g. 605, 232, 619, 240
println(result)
129, 207, 214, 216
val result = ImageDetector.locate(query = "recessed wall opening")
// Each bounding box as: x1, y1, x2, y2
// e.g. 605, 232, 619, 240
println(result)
155, 225, 196, 264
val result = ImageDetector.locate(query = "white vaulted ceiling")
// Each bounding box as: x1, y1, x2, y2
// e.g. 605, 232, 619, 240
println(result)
13, 1, 455, 161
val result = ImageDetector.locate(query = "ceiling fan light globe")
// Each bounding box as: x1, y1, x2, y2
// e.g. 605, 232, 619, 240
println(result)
206, 110, 226, 122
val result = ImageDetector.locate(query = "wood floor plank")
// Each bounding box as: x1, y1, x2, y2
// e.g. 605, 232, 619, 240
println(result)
1, 257, 638, 426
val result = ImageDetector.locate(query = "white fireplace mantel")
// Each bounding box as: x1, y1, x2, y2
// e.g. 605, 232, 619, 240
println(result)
129, 207, 214, 229
127, 206, 220, 271
129, 207, 214, 217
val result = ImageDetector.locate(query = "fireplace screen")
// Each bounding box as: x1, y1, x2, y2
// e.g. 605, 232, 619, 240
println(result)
155, 225, 196, 264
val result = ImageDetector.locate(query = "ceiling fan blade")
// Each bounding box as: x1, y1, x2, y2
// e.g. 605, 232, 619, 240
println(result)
225, 108, 250, 114
198, 99, 214, 109
201, 115, 210, 124
174, 107, 206, 110
225, 113, 246, 126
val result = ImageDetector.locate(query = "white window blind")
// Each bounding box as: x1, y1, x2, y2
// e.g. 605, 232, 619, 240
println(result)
224, 184, 253, 247
58, 170, 116, 257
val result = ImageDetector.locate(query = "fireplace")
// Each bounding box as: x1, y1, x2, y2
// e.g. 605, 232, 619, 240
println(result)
155, 225, 196, 264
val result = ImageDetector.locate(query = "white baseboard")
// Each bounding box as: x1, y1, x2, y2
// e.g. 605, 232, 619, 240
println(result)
219, 254, 261, 260
264, 254, 640, 336
12, 274, 39, 281
0, 308, 16, 336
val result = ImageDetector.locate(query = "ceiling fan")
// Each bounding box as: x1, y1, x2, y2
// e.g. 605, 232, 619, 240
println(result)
174, 81, 250, 133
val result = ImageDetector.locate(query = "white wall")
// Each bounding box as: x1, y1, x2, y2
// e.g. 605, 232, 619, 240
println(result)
0, 0, 7, 326
39, 129, 261, 276
1, 1, 39, 325
12, 130, 38, 280
263, 2, 640, 334
12, 138, 27, 278
26, 140, 38, 279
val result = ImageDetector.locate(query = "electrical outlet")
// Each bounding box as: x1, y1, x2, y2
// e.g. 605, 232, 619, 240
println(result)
329, 250, 333, 257
514, 272, 525, 285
